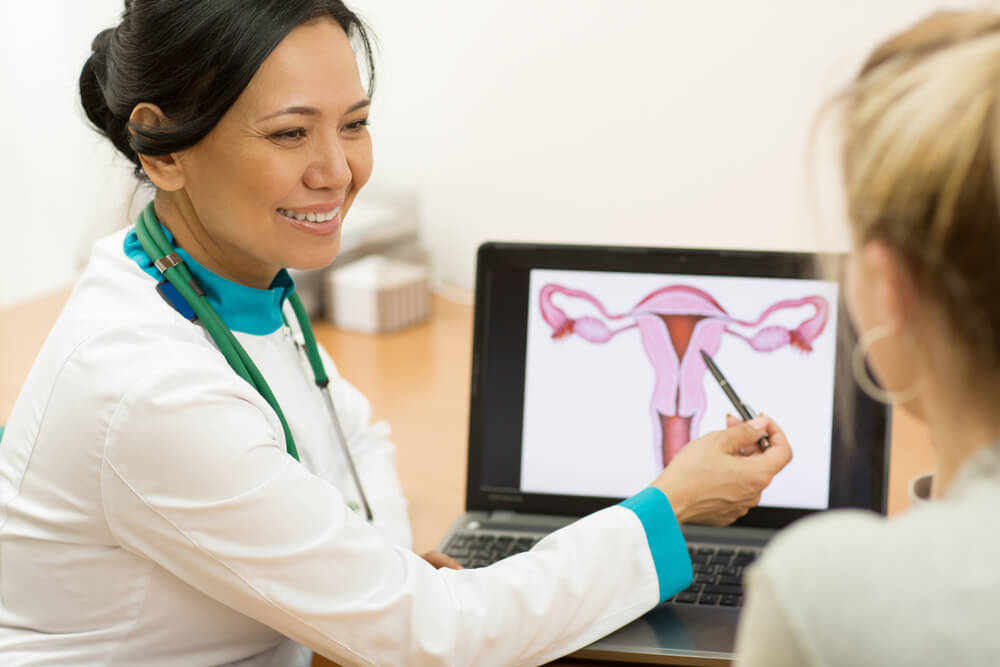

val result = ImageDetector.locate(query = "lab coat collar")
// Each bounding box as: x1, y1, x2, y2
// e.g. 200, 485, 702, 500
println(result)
123, 206, 296, 336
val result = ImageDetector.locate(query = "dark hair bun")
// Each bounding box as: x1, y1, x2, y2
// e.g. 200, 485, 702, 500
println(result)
79, 28, 139, 168
78, 1, 374, 182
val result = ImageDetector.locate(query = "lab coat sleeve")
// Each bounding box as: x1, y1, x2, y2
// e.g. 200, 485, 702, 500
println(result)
100, 345, 690, 666
317, 344, 412, 549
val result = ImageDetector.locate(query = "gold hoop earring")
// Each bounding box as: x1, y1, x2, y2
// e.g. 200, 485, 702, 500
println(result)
852, 324, 920, 405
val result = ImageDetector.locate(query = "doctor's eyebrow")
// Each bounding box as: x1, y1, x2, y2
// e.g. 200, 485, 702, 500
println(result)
257, 99, 371, 122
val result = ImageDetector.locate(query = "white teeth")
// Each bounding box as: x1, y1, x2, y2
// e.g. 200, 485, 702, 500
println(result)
278, 207, 340, 223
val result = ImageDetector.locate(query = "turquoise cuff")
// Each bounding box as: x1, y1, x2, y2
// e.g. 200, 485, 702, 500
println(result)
620, 487, 692, 602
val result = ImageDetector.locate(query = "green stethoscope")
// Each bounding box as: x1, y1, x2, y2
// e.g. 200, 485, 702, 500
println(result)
135, 204, 374, 521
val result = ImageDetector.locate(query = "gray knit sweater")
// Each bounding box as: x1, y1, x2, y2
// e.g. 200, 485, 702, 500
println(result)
735, 443, 1000, 666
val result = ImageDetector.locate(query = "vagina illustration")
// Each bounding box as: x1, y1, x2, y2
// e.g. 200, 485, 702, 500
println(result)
540, 284, 829, 468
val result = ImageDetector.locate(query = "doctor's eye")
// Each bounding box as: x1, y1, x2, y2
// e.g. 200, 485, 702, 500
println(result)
343, 118, 370, 134
270, 128, 308, 142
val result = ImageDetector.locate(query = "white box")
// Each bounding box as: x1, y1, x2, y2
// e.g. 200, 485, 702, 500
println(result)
324, 255, 430, 333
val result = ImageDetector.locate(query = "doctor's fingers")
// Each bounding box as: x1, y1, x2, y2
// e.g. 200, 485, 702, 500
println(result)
756, 420, 793, 474
735, 443, 792, 494
725, 414, 759, 456
724, 415, 793, 471
421, 550, 464, 570
715, 417, 771, 455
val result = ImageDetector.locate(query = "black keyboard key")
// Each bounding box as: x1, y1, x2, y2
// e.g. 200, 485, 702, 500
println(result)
704, 584, 742, 596
446, 544, 470, 558
710, 555, 732, 566
699, 593, 720, 606
675, 592, 699, 604
462, 534, 544, 566
716, 548, 734, 557
718, 575, 742, 586
721, 566, 742, 577
693, 564, 717, 575
696, 547, 715, 556
720, 594, 742, 607
694, 574, 715, 585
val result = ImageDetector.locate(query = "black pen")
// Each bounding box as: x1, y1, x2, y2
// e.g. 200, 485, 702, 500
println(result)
699, 349, 771, 451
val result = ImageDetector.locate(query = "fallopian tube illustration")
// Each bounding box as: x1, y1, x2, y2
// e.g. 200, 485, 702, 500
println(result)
540, 284, 829, 468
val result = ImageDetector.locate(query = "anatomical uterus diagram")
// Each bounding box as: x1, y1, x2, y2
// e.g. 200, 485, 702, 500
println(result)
540, 283, 829, 469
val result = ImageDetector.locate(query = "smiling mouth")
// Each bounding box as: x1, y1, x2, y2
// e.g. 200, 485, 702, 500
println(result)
276, 206, 341, 223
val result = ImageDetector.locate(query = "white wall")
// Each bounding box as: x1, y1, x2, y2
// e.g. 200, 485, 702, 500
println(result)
353, 0, 975, 288
0, 0, 977, 308
1, 0, 139, 307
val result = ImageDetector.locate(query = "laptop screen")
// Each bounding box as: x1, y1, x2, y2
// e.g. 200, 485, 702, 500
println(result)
466, 243, 888, 530
522, 268, 838, 510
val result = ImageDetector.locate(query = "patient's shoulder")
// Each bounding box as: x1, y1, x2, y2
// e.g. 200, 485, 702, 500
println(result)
759, 496, 993, 584
746, 501, 1000, 664
751, 509, 886, 600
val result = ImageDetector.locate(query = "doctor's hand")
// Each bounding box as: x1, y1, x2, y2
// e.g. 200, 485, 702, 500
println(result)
421, 551, 464, 570
651, 415, 792, 526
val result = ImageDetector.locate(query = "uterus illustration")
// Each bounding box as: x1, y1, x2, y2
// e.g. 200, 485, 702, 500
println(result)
540, 283, 829, 468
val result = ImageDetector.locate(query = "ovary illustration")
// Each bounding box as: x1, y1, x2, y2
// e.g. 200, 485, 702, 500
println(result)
540, 283, 829, 468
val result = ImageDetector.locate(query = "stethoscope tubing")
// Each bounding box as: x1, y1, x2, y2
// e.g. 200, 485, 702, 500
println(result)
320, 385, 374, 521
135, 205, 373, 521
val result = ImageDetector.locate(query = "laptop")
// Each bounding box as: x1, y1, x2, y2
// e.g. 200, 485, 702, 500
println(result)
438, 241, 889, 665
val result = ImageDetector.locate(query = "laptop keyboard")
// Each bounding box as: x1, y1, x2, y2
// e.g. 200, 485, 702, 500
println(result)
443, 532, 541, 569
445, 534, 758, 607
668, 544, 759, 608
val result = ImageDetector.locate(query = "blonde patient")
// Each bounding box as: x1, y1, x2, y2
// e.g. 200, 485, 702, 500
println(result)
736, 11, 1000, 666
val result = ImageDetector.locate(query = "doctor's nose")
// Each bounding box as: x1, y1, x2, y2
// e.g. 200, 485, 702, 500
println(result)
303, 137, 353, 191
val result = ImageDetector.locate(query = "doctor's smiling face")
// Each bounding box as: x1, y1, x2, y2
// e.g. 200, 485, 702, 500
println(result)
133, 17, 373, 289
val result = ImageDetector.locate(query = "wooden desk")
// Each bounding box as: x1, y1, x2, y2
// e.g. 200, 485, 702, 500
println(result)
1, 289, 935, 666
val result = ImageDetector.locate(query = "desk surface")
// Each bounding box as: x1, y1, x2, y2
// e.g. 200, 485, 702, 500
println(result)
1, 289, 936, 666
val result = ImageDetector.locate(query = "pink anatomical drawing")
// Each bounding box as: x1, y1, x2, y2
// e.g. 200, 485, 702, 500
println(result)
540, 283, 830, 469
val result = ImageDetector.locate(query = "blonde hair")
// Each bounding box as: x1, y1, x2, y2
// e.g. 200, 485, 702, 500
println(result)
840, 11, 1000, 373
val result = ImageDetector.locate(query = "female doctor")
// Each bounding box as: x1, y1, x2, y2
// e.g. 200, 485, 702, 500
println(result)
0, 1, 792, 665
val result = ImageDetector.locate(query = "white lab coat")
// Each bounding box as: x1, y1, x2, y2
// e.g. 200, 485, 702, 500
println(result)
0, 227, 689, 666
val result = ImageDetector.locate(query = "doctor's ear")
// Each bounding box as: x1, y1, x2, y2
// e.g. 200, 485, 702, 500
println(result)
129, 103, 186, 192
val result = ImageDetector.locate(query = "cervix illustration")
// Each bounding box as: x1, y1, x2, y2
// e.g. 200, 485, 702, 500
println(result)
539, 284, 829, 468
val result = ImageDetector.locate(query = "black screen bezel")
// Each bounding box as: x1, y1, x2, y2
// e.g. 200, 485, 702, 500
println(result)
465, 241, 890, 529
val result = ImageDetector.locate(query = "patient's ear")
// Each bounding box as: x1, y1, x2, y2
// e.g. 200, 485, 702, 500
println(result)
859, 240, 916, 333
129, 103, 185, 192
